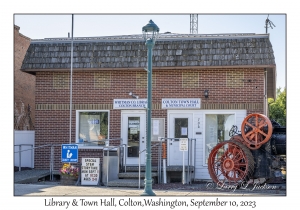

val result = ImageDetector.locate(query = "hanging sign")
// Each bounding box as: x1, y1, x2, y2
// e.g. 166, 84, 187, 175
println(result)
162, 98, 201, 109
113, 99, 148, 109
81, 158, 100, 185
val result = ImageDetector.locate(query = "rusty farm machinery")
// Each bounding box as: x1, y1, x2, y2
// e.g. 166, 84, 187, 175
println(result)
208, 113, 286, 187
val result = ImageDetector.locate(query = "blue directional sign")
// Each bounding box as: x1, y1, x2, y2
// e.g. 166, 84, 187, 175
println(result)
61, 144, 78, 163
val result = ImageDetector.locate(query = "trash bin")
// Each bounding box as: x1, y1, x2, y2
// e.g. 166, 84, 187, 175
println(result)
102, 147, 120, 185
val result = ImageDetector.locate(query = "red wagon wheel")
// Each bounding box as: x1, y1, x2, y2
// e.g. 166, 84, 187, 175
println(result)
230, 134, 255, 150
241, 113, 273, 150
208, 140, 254, 187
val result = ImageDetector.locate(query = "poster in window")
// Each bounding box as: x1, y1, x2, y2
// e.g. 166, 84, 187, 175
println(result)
181, 127, 187, 136
130, 127, 138, 134
152, 120, 159, 135
79, 113, 101, 142
129, 120, 139, 128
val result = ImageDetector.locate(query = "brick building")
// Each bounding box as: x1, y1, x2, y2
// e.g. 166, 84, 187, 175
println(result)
14, 25, 35, 130
21, 33, 276, 181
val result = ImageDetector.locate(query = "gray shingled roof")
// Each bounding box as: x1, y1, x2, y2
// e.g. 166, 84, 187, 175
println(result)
21, 33, 275, 71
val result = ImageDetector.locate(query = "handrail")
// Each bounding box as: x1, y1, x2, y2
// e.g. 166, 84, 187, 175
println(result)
138, 142, 161, 189
77, 138, 123, 146
121, 144, 127, 172
14, 143, 57, 153
192, 138, 196, 183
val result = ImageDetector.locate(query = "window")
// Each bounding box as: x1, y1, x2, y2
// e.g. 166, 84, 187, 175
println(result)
76, 110, 109, 147
174, 118, 188, 138
127, 117, 140, 157
204, 114, 234, 164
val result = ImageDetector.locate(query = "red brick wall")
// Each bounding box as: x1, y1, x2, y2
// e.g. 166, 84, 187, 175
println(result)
35, 69, 264, 105
34, 68, 264, 169
14, 25, 35, 127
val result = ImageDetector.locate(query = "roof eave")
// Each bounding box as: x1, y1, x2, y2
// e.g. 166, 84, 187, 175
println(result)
21, 64, 276, 73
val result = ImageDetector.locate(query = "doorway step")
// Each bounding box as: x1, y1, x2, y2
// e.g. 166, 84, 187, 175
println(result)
106, 166, 158, 187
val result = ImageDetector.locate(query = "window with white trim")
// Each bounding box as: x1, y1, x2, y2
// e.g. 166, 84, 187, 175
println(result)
76, 110, 109, 147
205, 114, 234, 164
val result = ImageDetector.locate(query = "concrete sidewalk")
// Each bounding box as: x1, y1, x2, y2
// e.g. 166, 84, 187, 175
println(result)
14, 183, 285, 196
14, 169, 286, 196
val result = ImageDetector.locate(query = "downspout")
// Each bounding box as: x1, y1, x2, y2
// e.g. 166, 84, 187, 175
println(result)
264, 68, 268, 116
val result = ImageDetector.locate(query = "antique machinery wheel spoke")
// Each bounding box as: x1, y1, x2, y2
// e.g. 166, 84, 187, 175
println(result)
208, 140, 254, 187
234, 155, 245, 163
241, 113, 272, 150
255, 114, 259, 127
258, 120, 266, 129
234, 167, 246, 176
257, 128, 268, 137
245, 121, 256, 130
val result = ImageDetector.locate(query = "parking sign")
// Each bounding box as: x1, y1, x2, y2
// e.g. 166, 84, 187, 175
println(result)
61, 144, 78, 162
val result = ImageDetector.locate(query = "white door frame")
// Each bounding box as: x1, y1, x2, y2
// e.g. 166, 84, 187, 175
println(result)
121, 110, 146, 165
167, 110, 194, 166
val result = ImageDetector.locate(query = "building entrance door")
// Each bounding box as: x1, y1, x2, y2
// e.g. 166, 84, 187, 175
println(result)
121, 110, 146, 165
168, 112, 193, 166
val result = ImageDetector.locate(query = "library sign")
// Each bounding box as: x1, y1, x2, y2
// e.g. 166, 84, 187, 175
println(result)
162, 98, 201, 109
113, 99, 147, 109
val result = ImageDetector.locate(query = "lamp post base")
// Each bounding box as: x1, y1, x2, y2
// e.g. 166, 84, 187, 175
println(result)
141, 179, 156, 196
141, 191, 156, 196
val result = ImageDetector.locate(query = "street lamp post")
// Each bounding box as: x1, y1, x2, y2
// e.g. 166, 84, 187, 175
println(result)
141, 20, 159, 196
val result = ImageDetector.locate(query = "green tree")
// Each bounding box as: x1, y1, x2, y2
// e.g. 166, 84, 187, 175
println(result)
268, 87, 286, 126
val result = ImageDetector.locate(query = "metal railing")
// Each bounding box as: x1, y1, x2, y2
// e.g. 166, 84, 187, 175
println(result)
158, 138, 196, 184
138, 142, 162, 189
14, 143, 60, 180
14, 144, 34, 171
14, 138, 124, 181
122, 143, 127, 172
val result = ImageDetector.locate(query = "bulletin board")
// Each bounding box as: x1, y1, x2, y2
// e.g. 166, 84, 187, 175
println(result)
151, 118, 165, 141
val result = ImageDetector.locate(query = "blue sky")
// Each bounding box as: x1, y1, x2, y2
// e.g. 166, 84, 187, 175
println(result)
14, 14, 286, 89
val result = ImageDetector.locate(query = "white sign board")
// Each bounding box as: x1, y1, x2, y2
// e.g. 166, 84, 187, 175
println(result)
162, 98, 201, 109
152, 120, 159, 135
129, 120, 139, 128
179, 138, 188, 151
81, 158, 100, 185
113, 99, 148, 109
